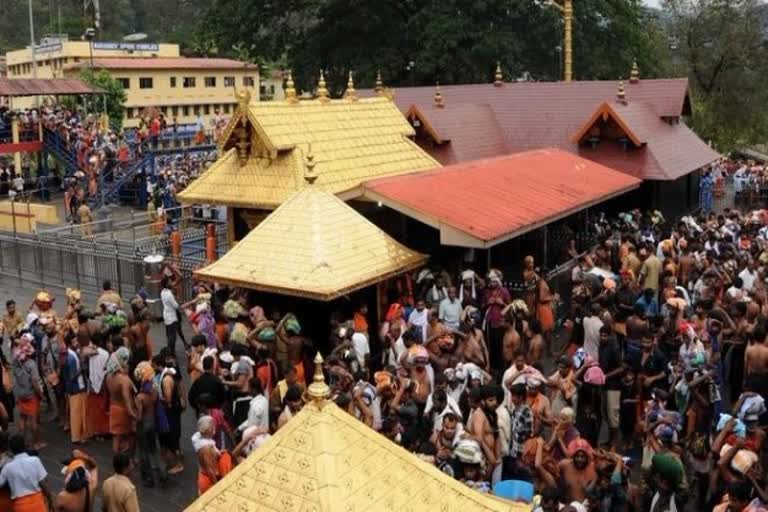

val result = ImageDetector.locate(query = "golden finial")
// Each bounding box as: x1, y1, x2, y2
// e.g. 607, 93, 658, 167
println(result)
616, 79, 627, 104
285, 69, 298, 104
316, 70, 330, 104
629, 60, 640, 84
304, 143, 318, 185
307, 352, 330, 406
494, 62, 503, 87
382, 87, 395, 101
344, 70, 358, 101
375, 70, 384, 95
235, 87, 251, 108
433, 82, 444, 108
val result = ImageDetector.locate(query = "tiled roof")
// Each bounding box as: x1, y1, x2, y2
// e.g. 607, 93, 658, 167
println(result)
178, 97, 440, 209
362, 79, 718, 180
66, 57, 255, 70
0, 78, 96, 97
362, 148, 641, 248
185, 399, 526, 512
193, 185, 427, 300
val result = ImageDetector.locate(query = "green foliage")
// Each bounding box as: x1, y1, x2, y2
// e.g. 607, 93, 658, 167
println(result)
663, 0, 768, 151
78, 68, 128, 129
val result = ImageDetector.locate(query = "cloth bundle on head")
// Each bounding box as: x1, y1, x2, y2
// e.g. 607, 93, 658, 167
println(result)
13, 332, 35, 362
133, 361, 155, 383
406, 344, 429, 366
460, 305, 480, 325
34, 290, 54, 310
455, 438, 485, 466
651, 453, 684, 490
106, 347, 130, 375
459, 270, 476, 303
572, 347, 587, 370
416, 269, 434, 285
488, 268, 503, 285
603, 278, 617, 291
229, 322, 249, 345
668, 298, 688, 312
385, 303, 404, 323
509, 299, 529, 318
195, 292, 212, 305
283, 314, 301, 335
722, 445, 759, 475
584, 365, 606, 386
738, 395, 766, 422
716, 414, 746, 438
567, 438, 593, 458
223, 299, 246, 319
65, 288, 82, 305
374, 371, 394, 394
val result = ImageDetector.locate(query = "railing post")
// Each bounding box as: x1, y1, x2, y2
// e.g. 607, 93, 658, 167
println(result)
114, 241, 123, 296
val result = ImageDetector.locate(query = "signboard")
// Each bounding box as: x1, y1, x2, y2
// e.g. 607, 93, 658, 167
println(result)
92, 42, 159, 52
34, 43, 63, 54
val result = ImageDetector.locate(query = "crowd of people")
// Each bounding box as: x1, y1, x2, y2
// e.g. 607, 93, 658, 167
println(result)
2, 197, 768, 511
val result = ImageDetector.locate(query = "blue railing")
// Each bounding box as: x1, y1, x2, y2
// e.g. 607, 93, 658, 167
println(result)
42, 128, 79, 176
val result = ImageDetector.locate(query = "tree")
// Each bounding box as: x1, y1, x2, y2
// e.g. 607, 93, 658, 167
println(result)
78, 69, 128, 129
663, 0, 768, 150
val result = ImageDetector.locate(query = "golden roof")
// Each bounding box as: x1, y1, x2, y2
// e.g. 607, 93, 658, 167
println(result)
178, 96, 440, 209
192, 185, 427, 300
185, 358, 526, 512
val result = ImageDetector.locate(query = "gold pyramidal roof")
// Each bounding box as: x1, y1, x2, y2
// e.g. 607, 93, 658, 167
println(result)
193, 185, 427, 300
185, 373, 527, 512
178, 96, 440, 209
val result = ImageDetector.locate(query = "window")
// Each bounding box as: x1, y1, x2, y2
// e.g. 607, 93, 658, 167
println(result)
161, 106, 168, 115
74, 57, 81, 63
269, 85, 275, 95
243, 76, 255, 87
182, 106, 189, 116
125, 107, 134, 119
203, 105, 210, 115
139, 77, 153, 89
170, 77, 177, 88
183, 77, 196, 88
116, 78, 130, 89
171, 106, 179, 117
204, 76, 216, 87
222, 104, 230, 114
224, 76, 235, 87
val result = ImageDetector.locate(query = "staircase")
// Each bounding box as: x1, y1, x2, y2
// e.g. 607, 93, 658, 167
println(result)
42, 128, 79, 176
94, 152, 155, 208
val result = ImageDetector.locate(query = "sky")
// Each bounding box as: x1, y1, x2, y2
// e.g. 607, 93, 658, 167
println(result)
644, 0, 661, 8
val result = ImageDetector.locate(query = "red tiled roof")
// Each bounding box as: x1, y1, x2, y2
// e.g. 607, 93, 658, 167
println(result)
0, 78, 97, 97
361, 148, 641, 248
67, 57, 254, 70
363, 79, 718, 180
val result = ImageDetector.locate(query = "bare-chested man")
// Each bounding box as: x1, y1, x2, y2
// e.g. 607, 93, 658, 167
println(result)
458, 306, 489, 371
527, 320, 545, 365
105, 347, 136, 455
467, 385, 501, 474
277, 313, 312, 383
745, 325, 768, 377
501, 305, 527, 368
558, 438, 597, 503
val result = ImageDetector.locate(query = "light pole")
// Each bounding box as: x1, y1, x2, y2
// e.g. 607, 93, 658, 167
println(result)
28, 0, 37, 78
83, 28, 96, 69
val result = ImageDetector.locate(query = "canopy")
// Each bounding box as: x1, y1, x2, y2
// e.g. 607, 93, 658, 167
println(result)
362, 148, 641, 248
0, 78, 97, 97
185, 355, 528, 512
193, 185, 427, 300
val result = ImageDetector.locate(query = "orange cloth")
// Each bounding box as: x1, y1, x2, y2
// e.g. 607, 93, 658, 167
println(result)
293, 361, 305, 386
0, 488, 12, 511
353, 312, 368, 334
197, 451, 232, 495
17, 396, 39, 417
12, 491, 46, 512
537, 303, 555, 332
109, 403, 135, 435
87, 391, 110, 436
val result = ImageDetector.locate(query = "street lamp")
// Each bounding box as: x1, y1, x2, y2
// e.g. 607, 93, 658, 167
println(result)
83, 28, 96, 69
28, 0, 37, 79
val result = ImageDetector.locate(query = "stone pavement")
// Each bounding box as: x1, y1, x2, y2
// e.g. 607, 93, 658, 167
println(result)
0, 276, 201, 511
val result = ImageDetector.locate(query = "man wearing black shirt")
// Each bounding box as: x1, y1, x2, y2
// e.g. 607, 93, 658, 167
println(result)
188, 356, 227, 417
598, 325, 624, 450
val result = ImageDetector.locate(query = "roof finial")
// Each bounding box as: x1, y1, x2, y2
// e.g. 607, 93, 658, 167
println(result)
317, 69, 330, 104
344, 70, 358, 101
616, 79, 627, 104
235, 87, 251, 108
304, 143, 318, 184
433, 82, 444, 108
375, 70, 384, 95
307, 352, 330, 406
285, 69, 298, 104
629, 60, 640, 84
494, 61, 503, 87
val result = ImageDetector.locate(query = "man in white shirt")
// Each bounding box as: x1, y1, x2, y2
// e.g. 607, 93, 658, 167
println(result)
407, 299, 429, 343
239, 380, 269, 432
160, 277, 185, 354
582, 303, 604, 360
438, 287, 462, 330
0, 435, 53, 507
351, 332, 370, 372
738, 259, 758, 292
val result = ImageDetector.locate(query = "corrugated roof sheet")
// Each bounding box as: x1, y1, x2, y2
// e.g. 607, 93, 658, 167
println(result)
185, 398, 526, 512
0, 78, 97, 97
362, 148, 641, 248
362, 79, 719, 180
67, 57, 254, 70
193, 185, 427, 300
178, 97, 440, 209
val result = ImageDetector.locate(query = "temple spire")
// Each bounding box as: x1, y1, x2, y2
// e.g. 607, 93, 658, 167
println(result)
285, 69, 298, 104
307, 352, 330, 407
344, 70, 358, 101
304, 143, 317, 184
616, 79, 627, 104
629, 60, 640, 84
375, 69, 384, 95
494, 62, 503, 87
317, 70, 330, 104
433, 82, 444, 108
